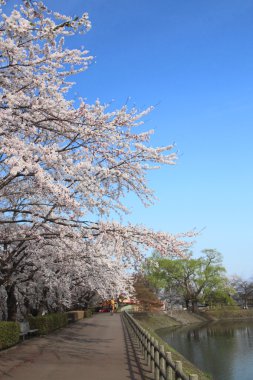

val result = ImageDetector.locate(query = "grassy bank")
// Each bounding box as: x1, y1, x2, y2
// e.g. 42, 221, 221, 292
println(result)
200, 306, 253, 320
132, 312, 212, 380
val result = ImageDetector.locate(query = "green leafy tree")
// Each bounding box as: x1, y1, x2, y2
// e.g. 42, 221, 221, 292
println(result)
145, 249, 234, 311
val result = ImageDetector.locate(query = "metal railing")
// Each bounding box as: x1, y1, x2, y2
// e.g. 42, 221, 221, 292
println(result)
122, 311, 198, 380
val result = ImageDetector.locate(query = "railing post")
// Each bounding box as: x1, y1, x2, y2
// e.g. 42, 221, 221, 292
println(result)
141, 329, 145, 356
154, 339, 160, 380
160, 345, 165, 380
137, 325, 141, 349
175, 361, 182, 380
144, 333, 148, 362
151, 336, 155, 373
189, 375, 198, 380
165, 352, 173, 380
147, 333, 151, 367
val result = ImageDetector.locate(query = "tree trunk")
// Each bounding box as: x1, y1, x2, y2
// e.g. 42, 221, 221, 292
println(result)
6, 284, 17, 321
192, 300, 198, 312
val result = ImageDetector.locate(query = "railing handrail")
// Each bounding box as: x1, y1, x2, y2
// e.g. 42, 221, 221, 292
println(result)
122, 311, 198, 380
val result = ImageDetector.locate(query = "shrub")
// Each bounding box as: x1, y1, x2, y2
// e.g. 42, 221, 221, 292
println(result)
0, 322, 20, 350
67, 310, 84, 322
28, 313, 68, 335
84, 309, 93, 318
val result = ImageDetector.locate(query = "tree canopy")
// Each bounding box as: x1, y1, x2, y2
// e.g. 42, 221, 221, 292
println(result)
0, 1, 194, 320
145, 249, 234, 311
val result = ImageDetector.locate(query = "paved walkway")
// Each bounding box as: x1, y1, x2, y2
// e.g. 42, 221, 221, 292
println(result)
0, 313, 153, 380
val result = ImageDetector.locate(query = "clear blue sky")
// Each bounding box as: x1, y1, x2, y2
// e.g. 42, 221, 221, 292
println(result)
29, 1, 253, 277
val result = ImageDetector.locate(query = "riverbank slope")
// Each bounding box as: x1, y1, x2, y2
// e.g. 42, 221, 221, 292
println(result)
198, 307, 253, 321
135, 307, 253, 327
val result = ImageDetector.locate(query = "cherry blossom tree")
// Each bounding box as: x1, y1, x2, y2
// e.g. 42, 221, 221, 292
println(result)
230, 276, 253, 309
0, 1, 194, 320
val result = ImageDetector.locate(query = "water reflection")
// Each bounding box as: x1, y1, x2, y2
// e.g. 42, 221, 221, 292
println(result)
157, 320, 253, 380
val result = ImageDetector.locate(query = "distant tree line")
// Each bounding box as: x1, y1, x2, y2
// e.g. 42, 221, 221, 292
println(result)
135, 249, 253, 312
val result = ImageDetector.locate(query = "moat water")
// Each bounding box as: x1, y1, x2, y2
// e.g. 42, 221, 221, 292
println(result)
157, 320, 253, 380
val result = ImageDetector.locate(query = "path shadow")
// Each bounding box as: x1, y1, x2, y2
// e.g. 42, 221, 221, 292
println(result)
121, 315, 153, 380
